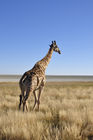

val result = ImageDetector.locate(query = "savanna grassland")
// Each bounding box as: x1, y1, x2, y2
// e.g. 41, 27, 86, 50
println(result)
0, 82, 93, 140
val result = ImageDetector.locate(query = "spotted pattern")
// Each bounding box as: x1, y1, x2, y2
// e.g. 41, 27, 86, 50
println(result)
19, 41, 61, 111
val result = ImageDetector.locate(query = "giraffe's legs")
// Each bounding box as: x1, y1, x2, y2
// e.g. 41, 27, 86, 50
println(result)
25, 101, 28, 111
23, 88, 33, 112
32, 90, 37, 110
37, 86, 44, 111
22, 76, 46, 112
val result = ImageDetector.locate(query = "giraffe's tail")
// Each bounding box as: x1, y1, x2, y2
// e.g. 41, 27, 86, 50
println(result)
19, 72, 27, 89
19, 72, 27, 110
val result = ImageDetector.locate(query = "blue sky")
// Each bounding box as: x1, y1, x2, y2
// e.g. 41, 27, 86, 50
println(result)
0, 0, 93, 75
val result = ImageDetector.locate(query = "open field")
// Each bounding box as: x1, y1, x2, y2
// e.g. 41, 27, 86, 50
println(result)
0, 82, 93, 140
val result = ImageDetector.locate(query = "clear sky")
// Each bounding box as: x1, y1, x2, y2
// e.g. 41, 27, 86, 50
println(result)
0, 0, 93, 75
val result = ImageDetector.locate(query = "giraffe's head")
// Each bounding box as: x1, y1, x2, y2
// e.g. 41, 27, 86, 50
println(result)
50, 41, 61, 54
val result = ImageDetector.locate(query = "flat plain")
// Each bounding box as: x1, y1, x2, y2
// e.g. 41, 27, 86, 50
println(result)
0, 82, 93, 140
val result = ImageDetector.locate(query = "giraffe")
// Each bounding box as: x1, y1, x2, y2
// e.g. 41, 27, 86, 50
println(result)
19, 41, 61, 112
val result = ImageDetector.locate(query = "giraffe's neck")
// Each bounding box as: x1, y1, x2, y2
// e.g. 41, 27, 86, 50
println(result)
37, 47, 54, 69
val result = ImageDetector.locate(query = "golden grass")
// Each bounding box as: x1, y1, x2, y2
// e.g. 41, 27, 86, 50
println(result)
0, 82, 93, 140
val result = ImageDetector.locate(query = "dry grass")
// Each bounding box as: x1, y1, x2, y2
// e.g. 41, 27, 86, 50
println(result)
0, 82, 93, 140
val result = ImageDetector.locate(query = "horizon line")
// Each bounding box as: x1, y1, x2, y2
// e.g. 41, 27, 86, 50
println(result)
0, 74, 93, 76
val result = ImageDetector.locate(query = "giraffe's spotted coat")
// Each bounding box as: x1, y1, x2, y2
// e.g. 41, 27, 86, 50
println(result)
19, 41, 61, 111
